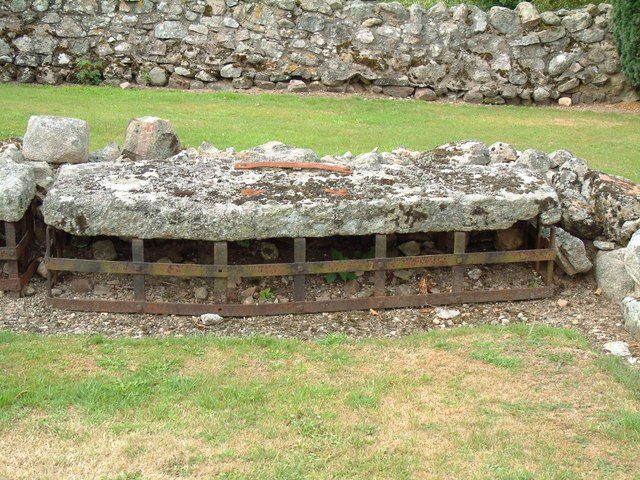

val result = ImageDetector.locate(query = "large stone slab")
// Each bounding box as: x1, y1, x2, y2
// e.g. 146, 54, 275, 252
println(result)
0, 157, 36, 223
22, 115, 89, 164
42, 143, 561, 241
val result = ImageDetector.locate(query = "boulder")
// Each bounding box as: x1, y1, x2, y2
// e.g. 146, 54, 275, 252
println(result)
122, 117, 181, 161
594, 249, 636, 302
488, 7, 521, 35
516, 148, 553, 174
624, 230, 640, 285
154, 21, 188, 39
432, 141, 490, 166
147, 66, 168, 86
22, 115, 89, 164
42, 142, 561, 241
0, 157, 36, 222
622, 297, 640, 338
89, 142, 120, 162
582, 171, 640, 245
546, 226, 592, 275
488, 142, 517, 164
515, 2, 540, 28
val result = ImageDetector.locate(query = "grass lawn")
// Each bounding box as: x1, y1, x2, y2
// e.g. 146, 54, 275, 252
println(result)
1, 325, 639, 479
0, 84, 638, 182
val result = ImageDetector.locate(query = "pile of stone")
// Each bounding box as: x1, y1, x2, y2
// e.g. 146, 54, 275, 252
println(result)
2, 114, 639, 338
1, 1, 638, 105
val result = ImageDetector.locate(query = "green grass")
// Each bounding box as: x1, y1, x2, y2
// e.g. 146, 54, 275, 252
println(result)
1, 325, 639, 479
0, 84, 638, 181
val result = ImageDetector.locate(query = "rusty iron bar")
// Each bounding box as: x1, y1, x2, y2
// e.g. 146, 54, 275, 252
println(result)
47, 287, 554, 316
44, 222, 557, 317
234, 161, 353, 175
132, 239, 145, 302
293, 237, 306, 302
46, 249, 556, 278
0, 209, 37, 293
452, 232, 466, 294
213, 241, 228, 297
546, 226, 555, 286
374, 234, 387, 297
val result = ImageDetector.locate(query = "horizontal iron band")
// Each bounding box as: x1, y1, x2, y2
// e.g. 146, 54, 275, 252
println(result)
45, 249, 555, 278
47, 287, 554, 316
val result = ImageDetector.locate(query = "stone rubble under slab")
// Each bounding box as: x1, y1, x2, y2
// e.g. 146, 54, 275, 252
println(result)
42, 141, 561, 241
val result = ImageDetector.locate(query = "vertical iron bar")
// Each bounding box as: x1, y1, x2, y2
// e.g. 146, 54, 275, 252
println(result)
45, 226, 53, 296
546, 226, 555, 286
132, 238, 145, 302
4, 222, 19, 283
294, 237, 306, 302
535, 216, 542, 273
213, 241, 228, 299
374, 234, 387, 297
452, 231, 466, 293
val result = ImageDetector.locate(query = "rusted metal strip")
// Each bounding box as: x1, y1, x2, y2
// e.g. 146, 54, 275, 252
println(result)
546, 226, 555, 286
0, 222, 32, 261
46, 248, 556, 278
3, 221, 19, 282
234, 161, 353, 175
452, 232, 466, 293
374, 234, 387, 297
293, 237, 306, 302
213, 241, 228, 296
132, 239, 145, 302
47, 286, 554, 317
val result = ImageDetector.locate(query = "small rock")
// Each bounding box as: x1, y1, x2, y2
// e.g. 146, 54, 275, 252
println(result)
593, 240, 616, 251
93, 283, 111, 295
194, 286, 208, 301
200, 313, 224, 326
287, 79, 308, 92
467, 268, 482, 281
22, 285, 36, 297
156, 256, 172, 264
435, 307, 460, 320
558, 97, 572, 107
557, 299, 569, 308
92, 240, 117, 261
393, 269, 416, 281
70, 278, 93, 294
344, 279, 360, 296
603, 341, 631, 357
120, 82, 132, 90
398, 241, 421, 256
240, 286, 256, 302
37, 260, 48, 278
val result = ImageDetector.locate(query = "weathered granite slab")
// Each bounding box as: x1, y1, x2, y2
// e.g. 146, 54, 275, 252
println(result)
0, 157, 36, 223
42, 143, 561, 241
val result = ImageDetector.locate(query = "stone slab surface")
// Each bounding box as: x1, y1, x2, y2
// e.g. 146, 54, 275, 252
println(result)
0, 157, 36, 223
43, 143, 561, 241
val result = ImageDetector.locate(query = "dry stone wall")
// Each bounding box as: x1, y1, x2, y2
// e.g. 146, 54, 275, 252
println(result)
1, 0, 639, 104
